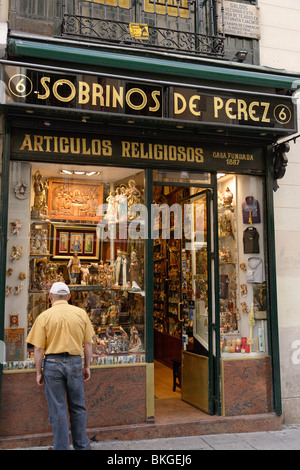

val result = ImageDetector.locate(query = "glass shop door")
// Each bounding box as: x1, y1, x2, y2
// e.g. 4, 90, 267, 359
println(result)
180, 189, 214, 414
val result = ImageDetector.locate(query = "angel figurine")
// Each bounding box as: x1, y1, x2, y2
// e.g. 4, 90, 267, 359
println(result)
10, 245, 23, 262
10, 220, 22, 236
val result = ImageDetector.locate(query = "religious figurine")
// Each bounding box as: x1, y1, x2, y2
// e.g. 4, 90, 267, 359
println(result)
113, 187, 120, 220
10, 220, 22, 236
31, 170, 49, 218
10, 245, 23, 262
39, 229, 49, 254
223, 187, 233, 207
6, 286, 12, 296
122, 253, 129, 289
118, 185, 128, 222
241, 284, 248, 297
240, 302, 249, 315
169, 240, 178, 266
105, 264, 115, 288
80, 265, 90, 285
129, 250, 140, 289
129, 326, 143, 352
68, 251, 81, 284
127, 179, 142, 220
107, 303, 118, 325
14, 285, 23, 295
105, 190, 116, 221
114, 248, 123, 287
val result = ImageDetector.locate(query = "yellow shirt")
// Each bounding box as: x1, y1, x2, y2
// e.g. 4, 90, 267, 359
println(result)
26, 300, 95, 356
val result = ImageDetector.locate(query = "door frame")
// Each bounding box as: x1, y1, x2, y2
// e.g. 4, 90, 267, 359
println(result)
151, 174, 220, 415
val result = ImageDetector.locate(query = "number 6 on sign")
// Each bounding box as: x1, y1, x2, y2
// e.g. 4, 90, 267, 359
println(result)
8, 74, 33, 98
274, 104, 292, 125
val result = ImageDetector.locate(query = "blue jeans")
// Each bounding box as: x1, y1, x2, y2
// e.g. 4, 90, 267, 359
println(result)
43, 354, 90, 450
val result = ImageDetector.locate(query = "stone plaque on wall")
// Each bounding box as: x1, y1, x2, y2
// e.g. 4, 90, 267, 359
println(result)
218, 1, 260, 39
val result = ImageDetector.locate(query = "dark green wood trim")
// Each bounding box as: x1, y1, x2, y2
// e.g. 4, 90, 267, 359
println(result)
265, 145, 282, 416
211, 173, 221, 416
0, 120, 10, 410
8, 39, 300, 91
206, 188, 215, 415
145, 169, 154, 363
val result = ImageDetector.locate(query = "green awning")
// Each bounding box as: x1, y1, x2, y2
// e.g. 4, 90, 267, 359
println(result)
8, 38, 300, 91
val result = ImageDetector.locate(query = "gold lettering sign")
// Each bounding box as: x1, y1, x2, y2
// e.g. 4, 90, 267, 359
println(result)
5, 65, 295, 132
12, 130, 265, 171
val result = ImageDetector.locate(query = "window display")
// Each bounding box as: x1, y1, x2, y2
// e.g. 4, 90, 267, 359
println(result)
218, 174, 267, 357
3, 162, 269, 370
4, 162, 146, 369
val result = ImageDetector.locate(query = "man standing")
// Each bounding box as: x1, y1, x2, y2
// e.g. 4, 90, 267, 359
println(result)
26, 282, 95, 450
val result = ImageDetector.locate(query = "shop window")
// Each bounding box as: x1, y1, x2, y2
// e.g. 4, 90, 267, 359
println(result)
91, 0, 130, 7
218, 174, 268, 356
144, 0, 190, 19
4, 162, 146, 369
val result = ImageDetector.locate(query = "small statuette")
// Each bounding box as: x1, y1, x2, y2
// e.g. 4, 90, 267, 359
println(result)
14, 285, 23, 295
10, 220, 22, 236
6, 286, 12, 296
10, 245, 23, 262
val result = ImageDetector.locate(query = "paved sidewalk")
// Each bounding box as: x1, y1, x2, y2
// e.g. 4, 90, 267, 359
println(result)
16, 425, 300, 450
89, 425, 300, 450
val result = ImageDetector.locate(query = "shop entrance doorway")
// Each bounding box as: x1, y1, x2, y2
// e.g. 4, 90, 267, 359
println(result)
153, 182, 215, 415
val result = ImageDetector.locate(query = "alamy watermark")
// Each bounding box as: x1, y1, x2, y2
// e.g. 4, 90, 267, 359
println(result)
97, 202, 205, 249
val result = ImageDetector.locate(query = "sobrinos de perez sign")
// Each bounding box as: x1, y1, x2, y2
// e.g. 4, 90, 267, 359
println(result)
3, 64, 296, 133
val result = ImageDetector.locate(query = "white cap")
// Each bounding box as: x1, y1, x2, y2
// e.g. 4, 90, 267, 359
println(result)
50, 282, 70, 295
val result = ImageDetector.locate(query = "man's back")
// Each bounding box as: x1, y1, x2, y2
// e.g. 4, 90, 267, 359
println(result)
27, 300, 95, 356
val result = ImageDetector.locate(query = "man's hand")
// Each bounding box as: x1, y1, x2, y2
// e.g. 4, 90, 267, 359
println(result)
34, 347, 45, 387
36, 372, 44, 387
83, 367, 91, 382
83, 341, 92, 382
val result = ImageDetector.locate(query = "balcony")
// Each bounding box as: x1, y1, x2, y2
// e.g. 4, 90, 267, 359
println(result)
9, 0, 226, 58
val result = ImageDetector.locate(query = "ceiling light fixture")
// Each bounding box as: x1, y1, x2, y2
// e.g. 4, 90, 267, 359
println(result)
60, 170, 101, 176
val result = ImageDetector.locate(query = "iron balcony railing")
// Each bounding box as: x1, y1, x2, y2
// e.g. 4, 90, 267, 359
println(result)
8, 0, 225, 58
61, 0, 225, 57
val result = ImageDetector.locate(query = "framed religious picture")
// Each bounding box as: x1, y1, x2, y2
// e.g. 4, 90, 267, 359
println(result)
70, 232, 84, 254
51, 223, 100, 260
58, 231, 69, 253
253, 282, 267, 320
48, 178, 103, 222
4, 328, 25, 361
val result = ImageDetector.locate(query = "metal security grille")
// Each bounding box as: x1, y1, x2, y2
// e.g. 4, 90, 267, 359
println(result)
62, 0, 225, 57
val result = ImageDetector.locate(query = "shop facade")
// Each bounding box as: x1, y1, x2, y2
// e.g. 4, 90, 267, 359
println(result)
0, 56, 298, 447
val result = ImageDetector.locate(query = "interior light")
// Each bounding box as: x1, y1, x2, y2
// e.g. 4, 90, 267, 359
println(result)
60, 170, 101, 176
217, 173, 226, 179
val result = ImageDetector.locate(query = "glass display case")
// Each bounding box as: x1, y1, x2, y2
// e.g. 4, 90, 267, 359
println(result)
4, 162, 146, 369
218, 174, 267, 357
